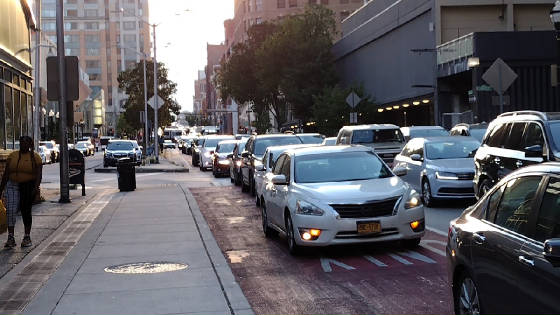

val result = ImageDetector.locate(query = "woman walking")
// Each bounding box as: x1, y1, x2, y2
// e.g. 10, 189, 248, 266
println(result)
0, 136, 43, 248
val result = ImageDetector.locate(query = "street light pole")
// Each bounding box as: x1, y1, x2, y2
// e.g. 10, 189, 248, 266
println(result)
56, 0, 70, 203
143, 57, 148, 156
33, 0, 41, 150
152, 24, 159, 163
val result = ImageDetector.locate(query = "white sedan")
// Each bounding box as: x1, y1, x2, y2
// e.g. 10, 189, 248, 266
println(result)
261, 145, 425, 255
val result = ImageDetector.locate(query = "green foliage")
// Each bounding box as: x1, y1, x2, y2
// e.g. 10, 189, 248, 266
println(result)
116, 112, 136, 138
118, 60, 180, 131
312, 84, 378, 136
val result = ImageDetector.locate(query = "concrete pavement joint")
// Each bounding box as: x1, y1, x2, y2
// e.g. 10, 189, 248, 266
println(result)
179, 184, 253, 315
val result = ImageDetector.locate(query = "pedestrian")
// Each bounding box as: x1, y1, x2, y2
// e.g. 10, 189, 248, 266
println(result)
0, 136, 43, 248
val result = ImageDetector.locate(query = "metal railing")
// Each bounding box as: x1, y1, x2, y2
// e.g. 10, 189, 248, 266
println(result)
437, 33, 473, 65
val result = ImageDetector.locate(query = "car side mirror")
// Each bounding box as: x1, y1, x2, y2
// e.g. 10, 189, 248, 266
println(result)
271, 174, 288, 185
255, 164, 265, 172
227, 154, 233, 159
241, 151, 249, 158
524, 145, 543, 158
393, 166, 407, 177
410, 154, 423, 162
544, 239, 560, 267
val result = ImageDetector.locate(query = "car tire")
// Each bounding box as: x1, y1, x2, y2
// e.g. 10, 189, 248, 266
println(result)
250, 178, 256, 197
255, 194, 260, 207
262, 204, 277, 238
422, 179, 436, 207
241, 178, 249, 193
454, 271, 482, 315
403, 238, 421, 248
478, 179, 492, 199
285, 214, 301, 255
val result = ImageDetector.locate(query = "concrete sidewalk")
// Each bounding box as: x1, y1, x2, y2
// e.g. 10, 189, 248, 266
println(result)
23, 184, 252, 315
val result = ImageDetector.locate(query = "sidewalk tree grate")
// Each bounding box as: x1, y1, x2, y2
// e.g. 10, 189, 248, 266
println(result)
104, 262, 188, 274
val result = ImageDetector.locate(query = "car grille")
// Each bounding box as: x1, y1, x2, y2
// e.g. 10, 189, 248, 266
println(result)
330, 196, 401, 219
456, 172, 474, 180
438, 187, 474, 195
113, 153, 127, 158
335, 228, 399, 239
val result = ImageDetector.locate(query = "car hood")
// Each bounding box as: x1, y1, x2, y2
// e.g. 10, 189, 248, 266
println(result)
358, 142, 404, 151
202, 147, 216, 152
427, 158, 475, 172
295, 176, 407, 204
106, 150, 132, 154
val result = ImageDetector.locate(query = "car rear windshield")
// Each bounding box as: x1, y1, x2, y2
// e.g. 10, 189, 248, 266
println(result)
410, 129, 449, 139
351, 129, 404, 144
204, 138, 233, 148
107, 142, 133, 150
297, 135, 324, 144
217, 143, 236, 153
469, 128, 487, 142
295, 151, 392, 183
255, 137, 303, 156
425, 140, 480, 160
550, 122, 560, 150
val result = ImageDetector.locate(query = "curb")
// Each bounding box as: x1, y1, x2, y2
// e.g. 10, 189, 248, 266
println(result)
94, 167, 189, 173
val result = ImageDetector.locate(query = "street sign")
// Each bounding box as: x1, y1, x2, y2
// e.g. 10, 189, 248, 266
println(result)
346, 92, 361, 109
482, 58, 517, 95
148, 95, 164, 110
349, 112, 358, 124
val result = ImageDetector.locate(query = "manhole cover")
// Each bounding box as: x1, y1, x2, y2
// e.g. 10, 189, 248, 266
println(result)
104, 262, 188, 274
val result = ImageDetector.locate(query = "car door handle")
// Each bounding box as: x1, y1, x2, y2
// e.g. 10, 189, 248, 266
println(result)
473, 232, 486, 244
516, 160, 523, 168
518, 255, 535, 267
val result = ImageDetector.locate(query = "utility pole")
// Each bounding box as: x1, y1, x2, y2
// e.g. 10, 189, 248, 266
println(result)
143, 57, 148, 156
33, 0, 41, 149
152, 24, 159, 163
56, 0, 70, 203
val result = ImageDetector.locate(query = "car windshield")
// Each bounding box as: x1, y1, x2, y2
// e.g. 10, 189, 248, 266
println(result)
351, 129, 404, 144
469, 128, 487, 142
295, 151, 392, 183
550, 122, 560, 150
41, 142, 54, 149
425, 140, 480, 160
76, 143, 87, 148
107, 142, 133, 150
204, 138, 232, 148
297, 135, 324, 144
410, 129, 449, 139
255, 137, 303, 156
217, 143, 236, 153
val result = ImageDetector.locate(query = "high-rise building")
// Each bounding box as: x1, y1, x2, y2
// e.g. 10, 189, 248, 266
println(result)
40, 0, 151, 135
193, 70, 206, 115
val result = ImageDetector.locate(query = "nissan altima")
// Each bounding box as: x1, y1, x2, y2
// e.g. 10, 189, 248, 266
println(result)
261, 145, 425, 254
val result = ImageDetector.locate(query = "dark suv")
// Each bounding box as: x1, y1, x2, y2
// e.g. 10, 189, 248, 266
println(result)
241, 134, 302, 195
447, 163, 560, 314
474, 111, 560, 198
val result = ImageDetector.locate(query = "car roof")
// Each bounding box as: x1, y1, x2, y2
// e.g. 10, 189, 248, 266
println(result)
340, 124, 400, 131
420, 136, 479, 143
498, 111, 560, 121
285, 145, 371, 157
401, 126, 445, 130
218, 140, 238, 145
204, 135, 235, 139
265, 144, 319, 155
296, 133, 323, 136
453, 122, 488, 129
253, 134, 300, 139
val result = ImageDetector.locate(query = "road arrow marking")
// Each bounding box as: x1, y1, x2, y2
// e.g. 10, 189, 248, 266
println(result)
388, 253, 413, 265
320, 258, 356, 273
364, 255, 387, 267
397, 250, 436, 264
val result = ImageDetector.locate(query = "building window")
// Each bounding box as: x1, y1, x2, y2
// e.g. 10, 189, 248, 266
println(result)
124, 34, 136, 42
42, 8, 56, 18
86, 48, 100, 56
88, 73, 101, 81
42, 22, 56, 31
85, 22, 99, 30
13, 90, 20, 146
84, 0, 98, 3
85, 9, 98, 17
85, 34, 100, 42
4, 86, 13, 149
256, 0, 263, 11
64, 22, 79, 30
289, 0, 297, 7
256, 17, 263, 24
65, 0, 77, 4
123, 21, 136, 30
65, 9, 78, 17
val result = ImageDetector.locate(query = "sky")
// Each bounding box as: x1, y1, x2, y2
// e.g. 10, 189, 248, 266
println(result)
149, 0, 234, 112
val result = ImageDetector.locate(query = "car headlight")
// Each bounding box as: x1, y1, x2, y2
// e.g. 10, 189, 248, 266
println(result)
436, 171, 459, 180
218, 159, 230, 165
296, 200, 324, 216
405, 189, 422, 209
236, 160, 242, 167
106, 152, 113, 157
204, 152, 211, 158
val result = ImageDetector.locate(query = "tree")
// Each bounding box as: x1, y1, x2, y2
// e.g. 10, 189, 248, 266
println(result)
116, 112, 135, 138
118, 60, 180, 131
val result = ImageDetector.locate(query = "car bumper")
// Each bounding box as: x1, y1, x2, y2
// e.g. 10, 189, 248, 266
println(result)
214, 163, 230, 174
292, 206, 425, 246
430, 176, 475, 199
201, 156, 213, 169
105, 156, 136, 166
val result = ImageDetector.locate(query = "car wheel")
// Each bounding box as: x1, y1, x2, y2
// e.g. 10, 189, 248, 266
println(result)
213, 168, 218, 178
230, 175, 234, 183
250, 178, 256, 197
454, 272, 482, 315
285, 213, 300, 255
255, 193, 260, 207
241, 178, 249, 193
262, 204, 277, 238
422, 179, 435, 207
403, 238, 421, 248
478, 179, 492, 199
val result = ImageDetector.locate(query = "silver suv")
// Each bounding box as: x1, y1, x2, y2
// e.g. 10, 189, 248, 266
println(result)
336, 124, 406, 166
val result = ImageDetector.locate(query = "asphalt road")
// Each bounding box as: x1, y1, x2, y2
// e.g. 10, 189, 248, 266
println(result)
178, 153, 467, 314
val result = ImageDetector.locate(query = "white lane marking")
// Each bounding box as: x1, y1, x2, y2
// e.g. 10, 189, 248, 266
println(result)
426, 226, 448, 237
397, 250, 436, 264
363, 255, 387, 267
320, 258, 356, 273
388, 253, 413, 265
420, 240, 447, 257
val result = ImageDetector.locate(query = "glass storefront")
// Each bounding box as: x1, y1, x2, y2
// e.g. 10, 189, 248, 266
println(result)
0, 66, 33, 150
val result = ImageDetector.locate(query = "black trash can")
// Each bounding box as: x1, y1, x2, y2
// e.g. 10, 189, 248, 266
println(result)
117, 157, 136, 192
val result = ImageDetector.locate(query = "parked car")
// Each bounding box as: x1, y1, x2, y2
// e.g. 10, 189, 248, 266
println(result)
393, 137, 480, 206
296, 133, 325, 144
75, 142, 90, 156
39, 141, 58, 162
241, 134, 303, 195
255, 144, 317, 207
449, 122, 488, 143
400, 126, 448, 141
447, 162, 560, 315
261, 145, 424, 255
229, 138, 249, 185
130, 140, 143, 163
336, 124, 406, 167
38, 145, 51, 164
104, 140, 140, 167
212, 140, 237, 178
179, 136, 194, 154
322, 137, 337, 146
200, 135, 236, 171
163, 140, 176, 149
191, 137, 205, 167
474, 111, 560, 198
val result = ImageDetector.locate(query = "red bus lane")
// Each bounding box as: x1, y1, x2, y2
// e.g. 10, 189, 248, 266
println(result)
191, 186, 453, 315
